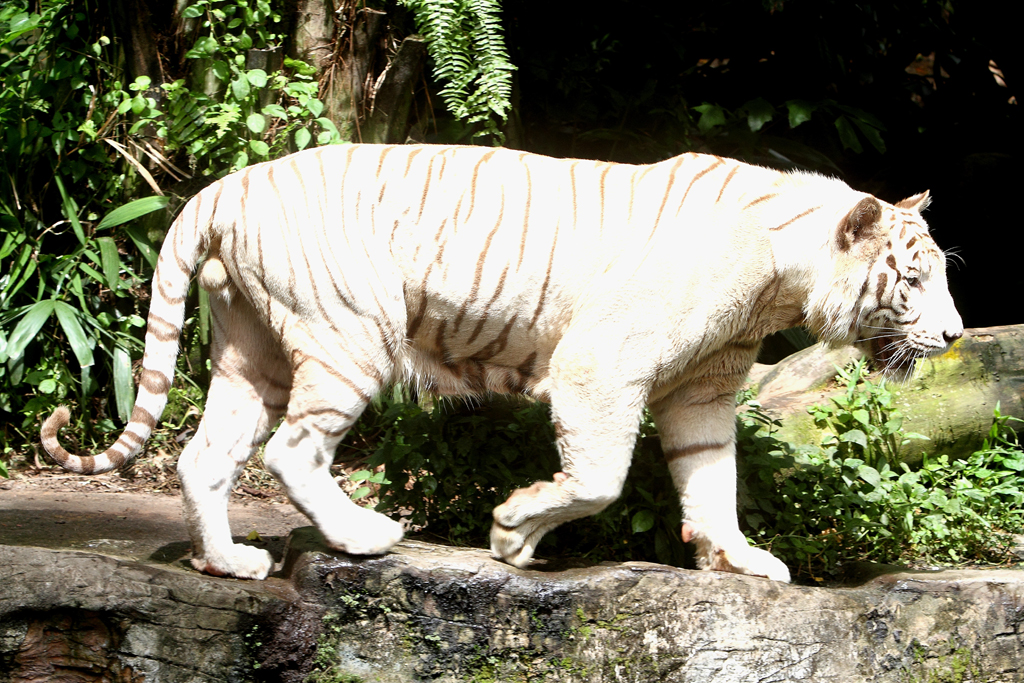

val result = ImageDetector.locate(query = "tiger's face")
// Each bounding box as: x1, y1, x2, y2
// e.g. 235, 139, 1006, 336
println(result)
855, 192, 963, 380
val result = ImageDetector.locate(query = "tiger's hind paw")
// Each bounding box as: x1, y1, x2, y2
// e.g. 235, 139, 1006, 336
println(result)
489, 519, 545, 568
321, 506, 404, 556
191, 544, 275, 580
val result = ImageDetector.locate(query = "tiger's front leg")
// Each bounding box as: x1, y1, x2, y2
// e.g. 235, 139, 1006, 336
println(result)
651, 385, 791, 582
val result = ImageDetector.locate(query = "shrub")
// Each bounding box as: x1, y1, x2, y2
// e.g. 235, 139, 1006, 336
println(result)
739, 363, 1024, 580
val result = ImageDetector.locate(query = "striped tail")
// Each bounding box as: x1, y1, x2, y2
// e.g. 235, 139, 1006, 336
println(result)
40, 186, 219, 474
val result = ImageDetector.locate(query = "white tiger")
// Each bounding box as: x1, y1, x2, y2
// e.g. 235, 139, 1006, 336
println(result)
42, 144, 963, 582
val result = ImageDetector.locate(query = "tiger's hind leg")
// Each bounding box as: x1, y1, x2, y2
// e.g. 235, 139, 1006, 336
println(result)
490, 345, 647, 568
178, 265, 291, 579
262, 336, 404, 556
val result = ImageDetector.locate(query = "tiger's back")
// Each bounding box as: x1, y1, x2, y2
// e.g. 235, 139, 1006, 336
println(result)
210, 145, 844, 401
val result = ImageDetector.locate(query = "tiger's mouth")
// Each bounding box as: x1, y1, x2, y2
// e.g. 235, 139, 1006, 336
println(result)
866, 334, 919, 380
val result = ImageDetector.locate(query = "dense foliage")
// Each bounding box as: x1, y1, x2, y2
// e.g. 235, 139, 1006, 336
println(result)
0, 0, 345, 460
740, 363, 1024, 580
340, 363, 1024, 582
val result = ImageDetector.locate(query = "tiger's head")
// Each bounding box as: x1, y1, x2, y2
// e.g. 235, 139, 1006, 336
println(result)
833, 190, 963, 380
806, 189, 958, 382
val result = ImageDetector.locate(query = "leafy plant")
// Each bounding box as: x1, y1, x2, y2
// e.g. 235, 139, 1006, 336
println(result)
808, 358, 928, 471
357, 392, 685, 565
1, 2, 171, 459
0, 0, 354, 477
739, 367, 1024, 581
156, 0, 342, 174
400, 0, 516, 143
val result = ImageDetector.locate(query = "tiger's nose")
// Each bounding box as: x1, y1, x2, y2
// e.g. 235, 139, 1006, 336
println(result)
943, 325, 963, 344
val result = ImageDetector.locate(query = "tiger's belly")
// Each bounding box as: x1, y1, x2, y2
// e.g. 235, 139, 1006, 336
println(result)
402, 305, 559, 401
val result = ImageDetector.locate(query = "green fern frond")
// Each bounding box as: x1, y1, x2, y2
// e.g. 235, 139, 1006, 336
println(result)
400, 0, 516, 143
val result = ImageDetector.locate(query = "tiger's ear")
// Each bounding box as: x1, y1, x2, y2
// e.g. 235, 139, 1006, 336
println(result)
837, 196, 882, 251
895, 190, 931, 213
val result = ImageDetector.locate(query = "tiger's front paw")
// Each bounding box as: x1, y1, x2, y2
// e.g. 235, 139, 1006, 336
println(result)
711, 543, 791, 583
192, 543, 275, 580
684, 522, 791, 583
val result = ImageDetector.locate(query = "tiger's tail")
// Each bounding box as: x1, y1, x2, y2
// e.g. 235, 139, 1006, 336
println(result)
41, 184, 221, 474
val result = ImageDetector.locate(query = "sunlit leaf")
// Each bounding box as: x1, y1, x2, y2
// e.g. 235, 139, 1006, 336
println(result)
246, 113, 266, 134
113, 343, 134, 423
97, 196, 171, 231
231, 76, 250, 100
246, 68, 268, 88
5, 299, 55, 362
54, 301, 94, 369
95, 236, 121, 292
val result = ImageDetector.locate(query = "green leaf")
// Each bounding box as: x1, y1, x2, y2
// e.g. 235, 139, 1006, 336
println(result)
182, 4, 204, 18
693, 103, 726, 133
306, 98, 324, 117
840, 429, 868, 449
631, 509, 656, 534
350, 470, 372, 482
249, 139, 270, 157
123, 224, 159, 270
53, 301, 94, 369
52, 174, 85, 245
294, 127, 311, 150
858, 465, 881, 487
246, 68, 268, 88
834, 116, 863, 153
262, 103, 287, 119
189, 36, 218, 58
5, 300, 55, 362
231, 76, 251, 100
351, 486, 371, 500
852, 409, 870, 427
284, 57, 317, 76
96, 196, 170, 231
211, 60, 231, 82
95, 236, 121, 292
113, 343, 134, 423
246, 113, 267, 134
744, 97, 774, 132
198, 285, 210, 346
850, 117, 886, 154
786, 100, 817, 128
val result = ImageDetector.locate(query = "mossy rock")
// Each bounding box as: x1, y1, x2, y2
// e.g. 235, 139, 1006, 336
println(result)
750, 325, 1024, 464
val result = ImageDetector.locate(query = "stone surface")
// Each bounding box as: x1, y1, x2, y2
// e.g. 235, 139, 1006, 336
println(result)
1, 518, 1022, 682
748, 325, 1024, 463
